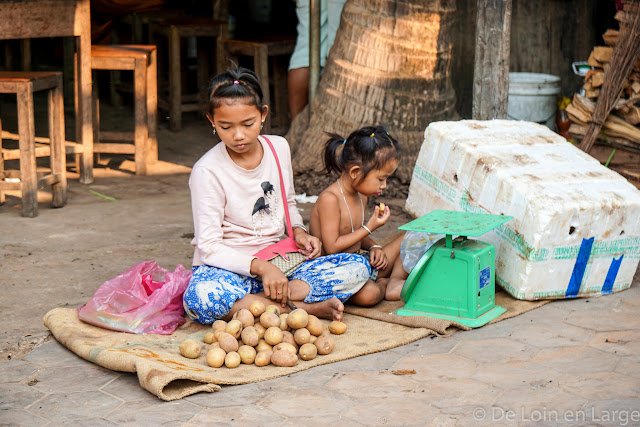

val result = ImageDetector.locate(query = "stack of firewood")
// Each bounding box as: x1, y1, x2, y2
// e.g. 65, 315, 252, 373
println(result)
566, 26, 640, 184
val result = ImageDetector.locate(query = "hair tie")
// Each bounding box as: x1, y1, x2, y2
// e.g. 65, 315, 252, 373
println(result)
370, 133, 375, 137
233, 80, 239, 84
343, 139, 347, 145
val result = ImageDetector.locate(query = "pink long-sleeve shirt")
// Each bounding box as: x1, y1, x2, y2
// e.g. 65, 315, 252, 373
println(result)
189, 135, 305, 277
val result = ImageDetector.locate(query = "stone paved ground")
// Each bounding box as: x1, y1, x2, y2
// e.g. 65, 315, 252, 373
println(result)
2, 281, 639, 426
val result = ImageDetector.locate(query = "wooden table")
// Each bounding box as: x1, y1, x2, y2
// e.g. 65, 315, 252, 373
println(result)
0, 0, 94, 184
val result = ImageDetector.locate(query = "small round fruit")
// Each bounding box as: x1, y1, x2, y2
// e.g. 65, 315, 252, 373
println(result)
294, 328, 311, 345
225, 319, 243, 338
233, 308, 255, 328
286, 308, 309, 329
329, 321, 347, 335
249, 300, 266, 317
217, 332, 239, 353
271, 349, 298, 367
264, 326, 284, 346
255, 349, 273, 367
179, 339, 201, 359
305, 315, 324, 336
264, 305, 281, 316
314, 335, 335, 355
206, 347, 226, 368
299, 343, 318, 361
279, 313, 291, 331
238, 345, 257, 364
260, 311, 280, 329
203, 331, 216, 344
212, 319, 227, 332
240, 326, 259, 347
225, 351, 241, 368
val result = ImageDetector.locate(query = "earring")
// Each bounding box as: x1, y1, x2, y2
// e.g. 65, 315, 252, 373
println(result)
212, 126, 216, 135
260, 120, 264, 130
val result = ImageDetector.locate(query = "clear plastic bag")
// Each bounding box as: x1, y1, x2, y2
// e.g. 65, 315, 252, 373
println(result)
77, 261, 192, 335
400, 231, 444, 272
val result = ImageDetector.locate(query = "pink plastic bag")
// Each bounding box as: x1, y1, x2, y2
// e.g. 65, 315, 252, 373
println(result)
77, 261, 192, 334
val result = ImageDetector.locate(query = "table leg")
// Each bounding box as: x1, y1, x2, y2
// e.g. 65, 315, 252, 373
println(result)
134, 57, 148, 175
17, 85, 37, 217
49, 76, 67, 208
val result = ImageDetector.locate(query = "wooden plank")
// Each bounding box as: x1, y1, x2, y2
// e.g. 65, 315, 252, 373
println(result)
93, 142, 136, 154
472, 0, 512, 120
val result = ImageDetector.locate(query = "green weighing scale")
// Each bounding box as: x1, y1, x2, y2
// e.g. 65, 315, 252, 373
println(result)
396, 210, 513, 327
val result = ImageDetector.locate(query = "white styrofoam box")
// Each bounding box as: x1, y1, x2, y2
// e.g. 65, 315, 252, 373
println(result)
405, 119, 640, 300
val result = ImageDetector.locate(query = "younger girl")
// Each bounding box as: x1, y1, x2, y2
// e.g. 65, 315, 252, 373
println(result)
183, 67, 371, 324
310, 126, 408, 306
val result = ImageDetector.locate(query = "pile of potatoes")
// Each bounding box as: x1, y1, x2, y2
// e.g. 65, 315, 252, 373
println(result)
178, 301, 347, 369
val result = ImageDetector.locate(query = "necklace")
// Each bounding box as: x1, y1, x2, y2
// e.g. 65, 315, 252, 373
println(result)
337, 178, 364, 232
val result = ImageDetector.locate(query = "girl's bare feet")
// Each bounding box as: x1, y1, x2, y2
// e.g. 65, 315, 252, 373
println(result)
295, 297, 345, 321
385, 278, 405, 301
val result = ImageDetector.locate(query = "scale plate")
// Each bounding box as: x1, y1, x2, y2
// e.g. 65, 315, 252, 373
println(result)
399, 210, 513, 236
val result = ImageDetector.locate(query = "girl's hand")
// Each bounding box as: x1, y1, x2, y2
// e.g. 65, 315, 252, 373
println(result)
369, 247, 388, 270
294, 230, 322, 260
366, 205, 391, 233
261, 263, 289, 304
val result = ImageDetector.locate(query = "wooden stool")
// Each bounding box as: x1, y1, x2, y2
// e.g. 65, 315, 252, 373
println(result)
90, 45, 158, 175
150, 17, 227, 131
0, 71, 67, 217
224, 36, 296, 133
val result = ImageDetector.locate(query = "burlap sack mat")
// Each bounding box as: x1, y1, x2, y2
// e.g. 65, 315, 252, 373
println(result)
43, 308, 434, 401
344, 290, 550, 334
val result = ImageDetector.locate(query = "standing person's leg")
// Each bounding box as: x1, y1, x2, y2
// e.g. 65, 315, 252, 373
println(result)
287, 67, 309, 121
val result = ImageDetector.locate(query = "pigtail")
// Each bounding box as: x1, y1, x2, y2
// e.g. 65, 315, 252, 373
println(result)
207, 66, 265, 114
322, 132, 346, 175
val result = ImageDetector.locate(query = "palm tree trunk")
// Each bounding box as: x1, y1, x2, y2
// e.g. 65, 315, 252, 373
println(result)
286, 0, 458, 185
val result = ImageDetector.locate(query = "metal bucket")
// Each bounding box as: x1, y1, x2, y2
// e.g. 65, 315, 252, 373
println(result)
507, 72, 561, 130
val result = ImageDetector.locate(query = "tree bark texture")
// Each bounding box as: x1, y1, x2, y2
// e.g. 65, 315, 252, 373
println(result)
472, 0, 511, 120
286, 0, 458, 183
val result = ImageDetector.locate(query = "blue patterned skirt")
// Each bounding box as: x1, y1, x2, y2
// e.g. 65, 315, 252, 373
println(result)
183, 253, 372, 323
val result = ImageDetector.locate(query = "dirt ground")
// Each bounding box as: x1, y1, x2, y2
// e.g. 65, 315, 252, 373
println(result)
0, 105, 414, 360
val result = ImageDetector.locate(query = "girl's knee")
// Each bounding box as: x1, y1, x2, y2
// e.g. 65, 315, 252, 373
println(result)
350, 281, 384, 307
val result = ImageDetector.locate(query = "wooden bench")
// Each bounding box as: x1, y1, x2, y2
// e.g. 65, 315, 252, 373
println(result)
224, 36, 296, 133
0, 71, 67, 217
90, 45, 158, 175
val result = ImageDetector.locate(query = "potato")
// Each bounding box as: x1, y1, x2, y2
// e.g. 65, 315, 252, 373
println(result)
179, 339, 201, 359
255, 339, 272, 353
233, 308, 255, 328
203, 331, 216, 344
286, 308, 309, 329
260, 311, 280, 329
238, 345, 257, 364
225, 319, 243, 338
314, 335, 335, 355
264, 304, 280, 316
249, 300, 266, 317
309, 335, 317, 344
329, 321, 347, 335
240, 326, 259, 347
305, 315, 325, 336
279, 313, 291, 331
217, 332, 239, 353
299, 343, 318, 361
281, 330, 298, 349
255, 349, 273, 367
213, 329, 226, 342
264, 326, 284, 346
225, 351, 241, 368
206, 347, 226, 368
294, 328, 311, 345
254, 323, 267, 340
212, 319, 227, 332
271, 349, 298, 367
273, 342, 298, 354
209, 342, 221, 349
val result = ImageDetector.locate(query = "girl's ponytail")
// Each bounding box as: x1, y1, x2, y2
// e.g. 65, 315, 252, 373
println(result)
322, 132, 346, 175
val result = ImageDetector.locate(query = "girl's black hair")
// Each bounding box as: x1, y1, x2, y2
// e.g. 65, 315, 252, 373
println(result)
207, 66, 265, 114
323, 125, 401, 183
